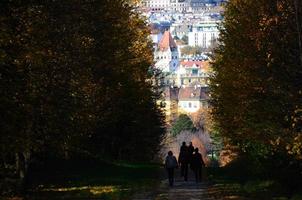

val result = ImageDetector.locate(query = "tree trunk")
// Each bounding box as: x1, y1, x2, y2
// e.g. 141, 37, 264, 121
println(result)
63, 143, 70, 160
15, 151, 31, 181
15, 152, 23, 179
2, 153, 8, 169
22, 151, 31, 176
294, 0, 302, 66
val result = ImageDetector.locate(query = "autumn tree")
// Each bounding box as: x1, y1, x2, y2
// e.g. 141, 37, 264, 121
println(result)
211, 0, 302, 176
0, 0, 165, 188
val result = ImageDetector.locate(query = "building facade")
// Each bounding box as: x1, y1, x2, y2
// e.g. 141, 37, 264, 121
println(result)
188, 21, 219, 47
143, 0, 224, 12
154, 31, 180, 73
144, 0, 172, 11
162, 86, 209, 122
178, 86, 209, 113
176, 60, 210, 86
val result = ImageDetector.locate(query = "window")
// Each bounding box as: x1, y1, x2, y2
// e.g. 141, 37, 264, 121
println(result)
211, 33, 216, 44
188, 102, 192, 108
203, 33, 207, 47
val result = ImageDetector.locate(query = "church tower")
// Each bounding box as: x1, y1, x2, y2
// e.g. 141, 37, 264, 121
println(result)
154, 31, 179, 73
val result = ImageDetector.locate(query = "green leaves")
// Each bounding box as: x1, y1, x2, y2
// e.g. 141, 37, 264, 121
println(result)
171, 114, 195, 136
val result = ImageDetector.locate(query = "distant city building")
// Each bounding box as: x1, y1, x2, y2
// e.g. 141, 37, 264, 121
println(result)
189, 0, 224, 11
162, 86, 209, 122
144, 0, 171, 11
170, 23, 192, 40
176, 60, 210, 86
178, 86, 209, 113
170, 0, 190, 12
154, 31, 179, 73
188, 21, 219, 47
141, 1, 222, 119
142, 0, 225, 12
150, 28, 163, 45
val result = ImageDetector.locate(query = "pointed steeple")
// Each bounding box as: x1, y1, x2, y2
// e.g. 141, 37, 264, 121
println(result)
158, 31, 177, 51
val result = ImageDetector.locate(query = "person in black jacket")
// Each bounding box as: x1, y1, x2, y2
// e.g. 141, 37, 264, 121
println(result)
178, 142, 189, 181
188, 142, 195, 170
191, 148, 205, 183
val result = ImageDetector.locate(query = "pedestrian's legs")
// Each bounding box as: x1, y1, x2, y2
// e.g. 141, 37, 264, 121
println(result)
195, 167, 202, 182
168, 168, 174, 186
194, 169, 198, 183
184, 163, 188, 181
180, 163, 184, 177
198, 167, 202, 182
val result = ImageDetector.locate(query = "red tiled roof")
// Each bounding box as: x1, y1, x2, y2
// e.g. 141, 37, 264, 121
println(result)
158, 31, 177, 51
180, 61, 205, 68
178, 86, 209, 100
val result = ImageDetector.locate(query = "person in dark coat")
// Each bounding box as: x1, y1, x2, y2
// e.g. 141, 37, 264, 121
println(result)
178, 142, 189, 181
188, 142, 195, 169
165, 151, 178, 186
191, 148, 205, 183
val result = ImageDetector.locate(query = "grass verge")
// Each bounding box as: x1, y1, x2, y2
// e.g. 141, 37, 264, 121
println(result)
7, 159, 161, 200
207, 167, 302, 200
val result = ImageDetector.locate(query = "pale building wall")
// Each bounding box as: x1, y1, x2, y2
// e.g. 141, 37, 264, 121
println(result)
154, 49, 179, 72
188, 23, 219, 47
151, 33, 163, 44
146, 0, 171, 10
178, 100, 201, 113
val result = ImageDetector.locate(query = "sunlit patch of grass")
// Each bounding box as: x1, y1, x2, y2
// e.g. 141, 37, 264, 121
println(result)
223, 196, 246, 200
42, 185, 92, 192
41, 185, 130, 196
89, 186, 129, 195
27, 160, 161, 199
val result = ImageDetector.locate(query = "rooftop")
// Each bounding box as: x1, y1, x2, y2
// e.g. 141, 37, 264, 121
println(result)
158, 31, 178, 51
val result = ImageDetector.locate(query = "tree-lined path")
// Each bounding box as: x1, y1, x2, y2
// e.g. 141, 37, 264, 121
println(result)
2, 0, 302, 199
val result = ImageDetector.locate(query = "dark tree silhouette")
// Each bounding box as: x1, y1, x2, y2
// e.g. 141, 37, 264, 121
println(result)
0, 0, 165, 191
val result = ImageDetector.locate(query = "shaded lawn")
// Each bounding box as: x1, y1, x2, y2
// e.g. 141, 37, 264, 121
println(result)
207, 167, 302, 200
25, 159, 161, 199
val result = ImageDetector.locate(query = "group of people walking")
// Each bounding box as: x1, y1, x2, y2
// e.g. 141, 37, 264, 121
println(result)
164, 141, 205, 186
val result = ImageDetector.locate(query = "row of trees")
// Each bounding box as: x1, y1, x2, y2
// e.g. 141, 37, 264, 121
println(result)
211, 0, 302, 183
0, 0, 165, 185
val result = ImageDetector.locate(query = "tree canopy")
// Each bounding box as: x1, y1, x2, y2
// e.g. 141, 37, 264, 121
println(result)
0, 0, 165, 185
211, 0, 302, 160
